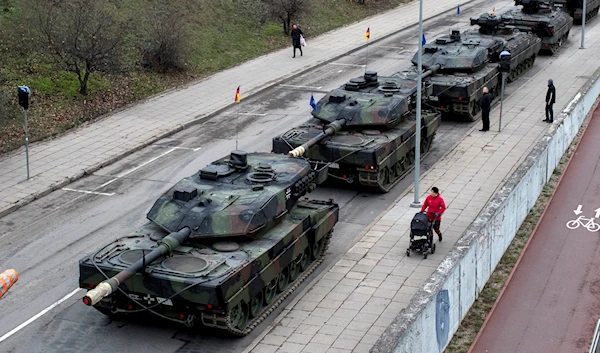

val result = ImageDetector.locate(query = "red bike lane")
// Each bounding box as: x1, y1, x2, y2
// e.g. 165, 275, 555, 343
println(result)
468, 107, 600, 353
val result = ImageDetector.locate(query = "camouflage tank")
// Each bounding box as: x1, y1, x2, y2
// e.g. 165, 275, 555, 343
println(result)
417, 26, 540, 120
79, 151, 339, 335
557, 0, 600, 23
489, 0, 573, 54
272, 70, 442, 192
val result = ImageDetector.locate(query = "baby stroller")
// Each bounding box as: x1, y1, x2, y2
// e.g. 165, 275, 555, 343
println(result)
406, 211, 436, 259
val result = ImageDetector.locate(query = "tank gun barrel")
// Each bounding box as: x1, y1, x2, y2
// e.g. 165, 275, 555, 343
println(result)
82, 227, 191, 306
288, 119, 346, 157
422, 64, 441, 80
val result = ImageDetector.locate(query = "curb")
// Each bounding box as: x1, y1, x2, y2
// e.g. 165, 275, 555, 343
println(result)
0, 0, 480, 219
466, 98, 600, 352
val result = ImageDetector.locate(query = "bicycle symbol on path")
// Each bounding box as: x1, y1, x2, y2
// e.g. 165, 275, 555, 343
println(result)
566, 205, 600, 232
566, 216, 600, 232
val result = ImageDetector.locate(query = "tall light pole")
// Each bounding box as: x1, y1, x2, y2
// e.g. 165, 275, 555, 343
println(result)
498, 51, 511, 132
411, 0, 424, 208
581, 0, 587, 49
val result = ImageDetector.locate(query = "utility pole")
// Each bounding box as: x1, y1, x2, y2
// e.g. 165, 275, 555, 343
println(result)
581, 0, 587, 49
411, 0, 424, 208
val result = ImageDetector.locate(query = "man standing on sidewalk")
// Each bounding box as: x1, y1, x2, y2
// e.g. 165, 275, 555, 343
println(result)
544, 79, 556, 123
421, 187, 446, 241
479, 87, 492, 131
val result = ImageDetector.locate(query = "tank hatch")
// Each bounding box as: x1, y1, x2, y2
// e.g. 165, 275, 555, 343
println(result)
146, 152, 326, 239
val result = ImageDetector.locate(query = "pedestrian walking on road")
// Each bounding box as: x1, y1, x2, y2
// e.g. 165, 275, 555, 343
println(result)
291, 24, 304, 58
421, 187, 446, 241
479, 87, 492, 131
544, 79, 556, 123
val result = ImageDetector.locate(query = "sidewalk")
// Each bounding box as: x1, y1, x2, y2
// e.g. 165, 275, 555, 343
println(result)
243, 27, 600, 353
0, 0, 473, 218
468, 90, 600, 353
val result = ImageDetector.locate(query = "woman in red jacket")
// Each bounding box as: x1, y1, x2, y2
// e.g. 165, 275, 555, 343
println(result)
421, 187, 446, 241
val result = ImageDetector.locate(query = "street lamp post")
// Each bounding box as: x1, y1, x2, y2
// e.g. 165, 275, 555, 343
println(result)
411, 0, 424, 208
498, 51, 511, 132
581, 0, 587, 49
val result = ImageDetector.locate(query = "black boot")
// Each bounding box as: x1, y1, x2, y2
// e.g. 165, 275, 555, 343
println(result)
438, 232, 442, 242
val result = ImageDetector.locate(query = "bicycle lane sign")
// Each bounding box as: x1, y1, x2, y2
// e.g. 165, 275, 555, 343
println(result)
566, 205, 600, 232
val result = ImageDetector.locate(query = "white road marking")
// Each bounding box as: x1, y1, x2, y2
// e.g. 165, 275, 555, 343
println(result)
226, 113, 267, 116
376, 45, 405, 49
98, 147, 178, 189
153, 146, 202, 152
337, 70, 343, 73
279, 84, 323, 89
61, 188, 115, 196
0, 288, 82, 343
328, 63, 366, 67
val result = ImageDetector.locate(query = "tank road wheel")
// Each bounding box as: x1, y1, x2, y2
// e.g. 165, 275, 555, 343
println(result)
277, 267, 290, 292
264, 277, 278, 305
379, 166, 390, 187
250, 291, 264, 318
299, 247, 311, 271
311, 238, 325, 260
421, 136, 432, 154
289, 255, 301, 281
229, 301, 249, 330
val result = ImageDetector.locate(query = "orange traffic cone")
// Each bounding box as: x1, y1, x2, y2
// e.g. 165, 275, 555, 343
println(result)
0, 269, 18, 299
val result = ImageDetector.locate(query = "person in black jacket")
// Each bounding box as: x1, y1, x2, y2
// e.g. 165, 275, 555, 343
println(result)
290, 25, 303, 58
479, 87, 492, 131
544, 79, 556, 123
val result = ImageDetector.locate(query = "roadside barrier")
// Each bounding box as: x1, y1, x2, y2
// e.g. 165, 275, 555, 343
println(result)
0, 269, 19, 299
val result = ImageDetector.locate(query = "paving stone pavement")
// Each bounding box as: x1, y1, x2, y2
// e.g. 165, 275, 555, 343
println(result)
243, 24, 600, 353
0, 0, 475, 217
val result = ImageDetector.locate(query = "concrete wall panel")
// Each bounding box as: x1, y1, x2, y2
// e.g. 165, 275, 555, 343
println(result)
372, 67, 600, 353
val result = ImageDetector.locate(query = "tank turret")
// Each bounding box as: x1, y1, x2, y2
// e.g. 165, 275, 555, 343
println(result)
495, 1, 573, 54
79, 151, 339, 335
273, 69, 442, 192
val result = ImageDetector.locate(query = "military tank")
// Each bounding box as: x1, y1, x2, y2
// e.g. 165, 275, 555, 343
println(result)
559, 0, 600, 24
79, 151, 339, 336
418, 26, 540, 120
272, 69, 442, 192
490, 0, 573, 54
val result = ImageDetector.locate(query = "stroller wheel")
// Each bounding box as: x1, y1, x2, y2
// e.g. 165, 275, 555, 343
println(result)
431, 243, 436, 254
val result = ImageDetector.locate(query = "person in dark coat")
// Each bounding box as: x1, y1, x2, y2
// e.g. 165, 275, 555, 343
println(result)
479, 87, 492, 131
544, 79, 556, 123
290, 24, 303, 58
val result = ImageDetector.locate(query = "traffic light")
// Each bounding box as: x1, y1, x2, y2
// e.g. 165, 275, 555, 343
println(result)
17, 86, 30, 110
499, 51, 511, 74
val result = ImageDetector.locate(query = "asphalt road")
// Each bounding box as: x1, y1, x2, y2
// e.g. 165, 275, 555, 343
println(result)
0, 0, 554, 351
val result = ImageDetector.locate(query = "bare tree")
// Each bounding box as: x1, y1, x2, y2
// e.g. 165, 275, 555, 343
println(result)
141, 5, 191, 73
265, 0, 307, 35
31, 0, 126, 95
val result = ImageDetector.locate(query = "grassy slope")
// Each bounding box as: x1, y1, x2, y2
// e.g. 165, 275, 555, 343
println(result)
0, 0, 404, 153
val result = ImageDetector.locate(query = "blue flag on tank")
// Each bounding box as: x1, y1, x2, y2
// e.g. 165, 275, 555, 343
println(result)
310, 94, 317, 110
457, 5, 460, 14
422, 33, 426, 46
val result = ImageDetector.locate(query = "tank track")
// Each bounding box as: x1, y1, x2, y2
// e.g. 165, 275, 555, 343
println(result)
369, 133, 435, 193
221, 232, 332, 336
542, 31, 570, 55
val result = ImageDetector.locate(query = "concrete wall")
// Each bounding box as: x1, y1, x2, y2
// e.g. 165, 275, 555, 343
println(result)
372, 67, 600, 353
